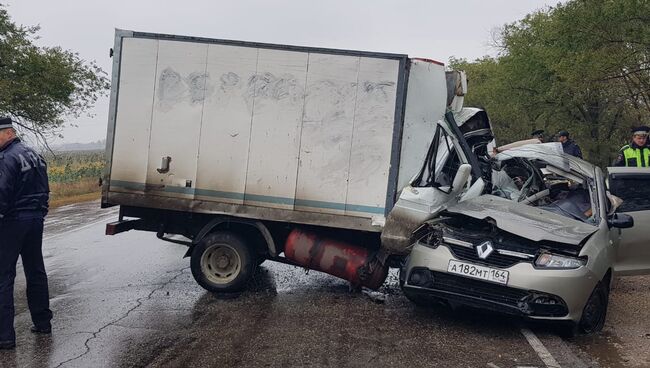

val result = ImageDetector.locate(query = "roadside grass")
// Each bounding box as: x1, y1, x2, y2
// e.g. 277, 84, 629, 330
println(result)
49, 177, 101, 208
45, 150, 104, 209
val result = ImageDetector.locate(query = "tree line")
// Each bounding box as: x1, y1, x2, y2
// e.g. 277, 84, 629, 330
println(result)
0, 4, 109, 148
451, 0, 650, 168
2, 1, 649, 169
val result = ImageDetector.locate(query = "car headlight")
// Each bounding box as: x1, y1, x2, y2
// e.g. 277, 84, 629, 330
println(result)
535, 253, 586, 269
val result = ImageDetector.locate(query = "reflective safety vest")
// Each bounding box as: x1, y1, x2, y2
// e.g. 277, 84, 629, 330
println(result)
621, 144, 650, 167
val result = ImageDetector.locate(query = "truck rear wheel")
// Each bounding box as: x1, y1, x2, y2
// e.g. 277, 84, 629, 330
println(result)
190, 231, 253, 293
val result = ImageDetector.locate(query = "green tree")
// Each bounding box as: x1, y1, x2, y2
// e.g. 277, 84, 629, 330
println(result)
0, 4, 109, 146
452, 0, 650, 167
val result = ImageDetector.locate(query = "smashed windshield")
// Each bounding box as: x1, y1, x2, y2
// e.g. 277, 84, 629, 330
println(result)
489, 143, 597, 224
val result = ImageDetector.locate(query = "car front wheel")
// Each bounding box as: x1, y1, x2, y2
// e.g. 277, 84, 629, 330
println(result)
578, 280, 609, 334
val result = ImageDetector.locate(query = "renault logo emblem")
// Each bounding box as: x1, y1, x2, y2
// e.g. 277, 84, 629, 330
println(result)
476, 241, 494, 259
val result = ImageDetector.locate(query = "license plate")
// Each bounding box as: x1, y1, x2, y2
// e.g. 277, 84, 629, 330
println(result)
447, 260, 509, 285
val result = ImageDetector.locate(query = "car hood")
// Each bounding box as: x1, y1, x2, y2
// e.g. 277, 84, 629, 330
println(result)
446, 194, 598, 245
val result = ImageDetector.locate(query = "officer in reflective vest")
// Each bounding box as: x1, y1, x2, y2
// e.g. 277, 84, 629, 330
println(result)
0, 117, 52, 350
614, 126, 650, 167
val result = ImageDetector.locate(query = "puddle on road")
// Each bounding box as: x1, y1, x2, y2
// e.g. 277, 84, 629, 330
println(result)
571, 330, 631, 367
250, 263, 400, 305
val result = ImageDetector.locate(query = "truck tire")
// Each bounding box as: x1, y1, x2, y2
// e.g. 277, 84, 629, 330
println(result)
255, 255, 266, 267
190, 231, 253, 293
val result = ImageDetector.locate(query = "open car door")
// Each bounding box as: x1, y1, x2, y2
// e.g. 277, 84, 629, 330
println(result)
608, 167, 650, 275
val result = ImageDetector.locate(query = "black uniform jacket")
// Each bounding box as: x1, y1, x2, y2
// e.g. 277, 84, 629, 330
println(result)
0, 138, 49, 219
562, 139, 583, 159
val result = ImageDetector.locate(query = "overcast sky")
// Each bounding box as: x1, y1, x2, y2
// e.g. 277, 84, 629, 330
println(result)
3, 0, 561, 144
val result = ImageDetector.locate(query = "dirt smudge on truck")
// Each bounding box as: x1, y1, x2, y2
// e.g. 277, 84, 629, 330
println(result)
244, 72, 304, 110
157, 68, 214, 109
186, 72, 213, 104
158, 67, 185, 111
303, 79, 356, 124
220, 72, 240, 92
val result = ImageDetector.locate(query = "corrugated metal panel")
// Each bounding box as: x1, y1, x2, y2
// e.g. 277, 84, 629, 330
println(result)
107, 30, 414, 227
110, 38, 159, 191
243, 49, 309, 210
294, 53, 360, 215
195, 44, 258, 204
344, 57, 400, 217
146, 40, 208, 197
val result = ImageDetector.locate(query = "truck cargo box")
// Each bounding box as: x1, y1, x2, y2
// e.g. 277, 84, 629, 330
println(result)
103, 30, 457, 232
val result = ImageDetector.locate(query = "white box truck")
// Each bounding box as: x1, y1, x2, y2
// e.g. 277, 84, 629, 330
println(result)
103, 29, 474, 292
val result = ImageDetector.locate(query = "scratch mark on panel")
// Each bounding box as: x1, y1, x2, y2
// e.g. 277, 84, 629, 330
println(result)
362, 81, 396, 100
244, 72, 304, 110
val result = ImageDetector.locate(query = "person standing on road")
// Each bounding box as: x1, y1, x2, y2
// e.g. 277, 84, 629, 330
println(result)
557, 130, 583, 159
0, 117, 52, 350
614, 126, 650, 167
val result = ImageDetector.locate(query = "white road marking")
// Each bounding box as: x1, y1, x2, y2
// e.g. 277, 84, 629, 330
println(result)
521, 328, 561, 368
44, 210, 119, 241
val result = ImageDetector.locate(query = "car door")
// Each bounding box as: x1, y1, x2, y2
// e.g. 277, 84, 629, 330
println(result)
608, 167, 650, 275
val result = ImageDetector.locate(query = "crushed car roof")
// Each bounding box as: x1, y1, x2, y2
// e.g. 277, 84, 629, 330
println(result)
495, 143, 595, 178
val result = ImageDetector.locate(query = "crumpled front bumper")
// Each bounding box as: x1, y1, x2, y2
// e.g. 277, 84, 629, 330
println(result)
401, 243, 599, 322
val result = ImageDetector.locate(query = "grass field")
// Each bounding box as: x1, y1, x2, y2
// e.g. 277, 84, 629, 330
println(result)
45, 150, 104, 208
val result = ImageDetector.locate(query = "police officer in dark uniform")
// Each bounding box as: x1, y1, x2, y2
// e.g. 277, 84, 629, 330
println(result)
0, 117, 52, 350
557, 130, 583, 159
614, 126, 650, 167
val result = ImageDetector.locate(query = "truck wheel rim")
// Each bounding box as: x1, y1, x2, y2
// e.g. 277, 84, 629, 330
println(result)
201, 243, 241, 285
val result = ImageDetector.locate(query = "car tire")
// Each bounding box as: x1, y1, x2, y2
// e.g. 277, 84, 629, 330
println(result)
190, 231, 253, 293
578, 280, 609, 334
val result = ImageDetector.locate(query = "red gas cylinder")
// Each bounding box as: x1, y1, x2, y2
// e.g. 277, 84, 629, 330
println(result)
284, 228, 388, 290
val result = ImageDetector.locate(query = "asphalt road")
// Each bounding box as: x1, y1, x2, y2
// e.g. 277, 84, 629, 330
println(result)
1, 201, 649, 367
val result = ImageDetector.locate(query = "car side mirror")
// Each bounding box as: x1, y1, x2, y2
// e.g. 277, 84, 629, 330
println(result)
608, 213, 634, 229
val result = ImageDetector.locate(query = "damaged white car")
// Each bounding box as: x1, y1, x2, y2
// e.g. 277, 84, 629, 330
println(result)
384, 108, 650, 334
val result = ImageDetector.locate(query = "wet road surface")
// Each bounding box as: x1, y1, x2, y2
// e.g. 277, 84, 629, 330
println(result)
1, 201, 649, 367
